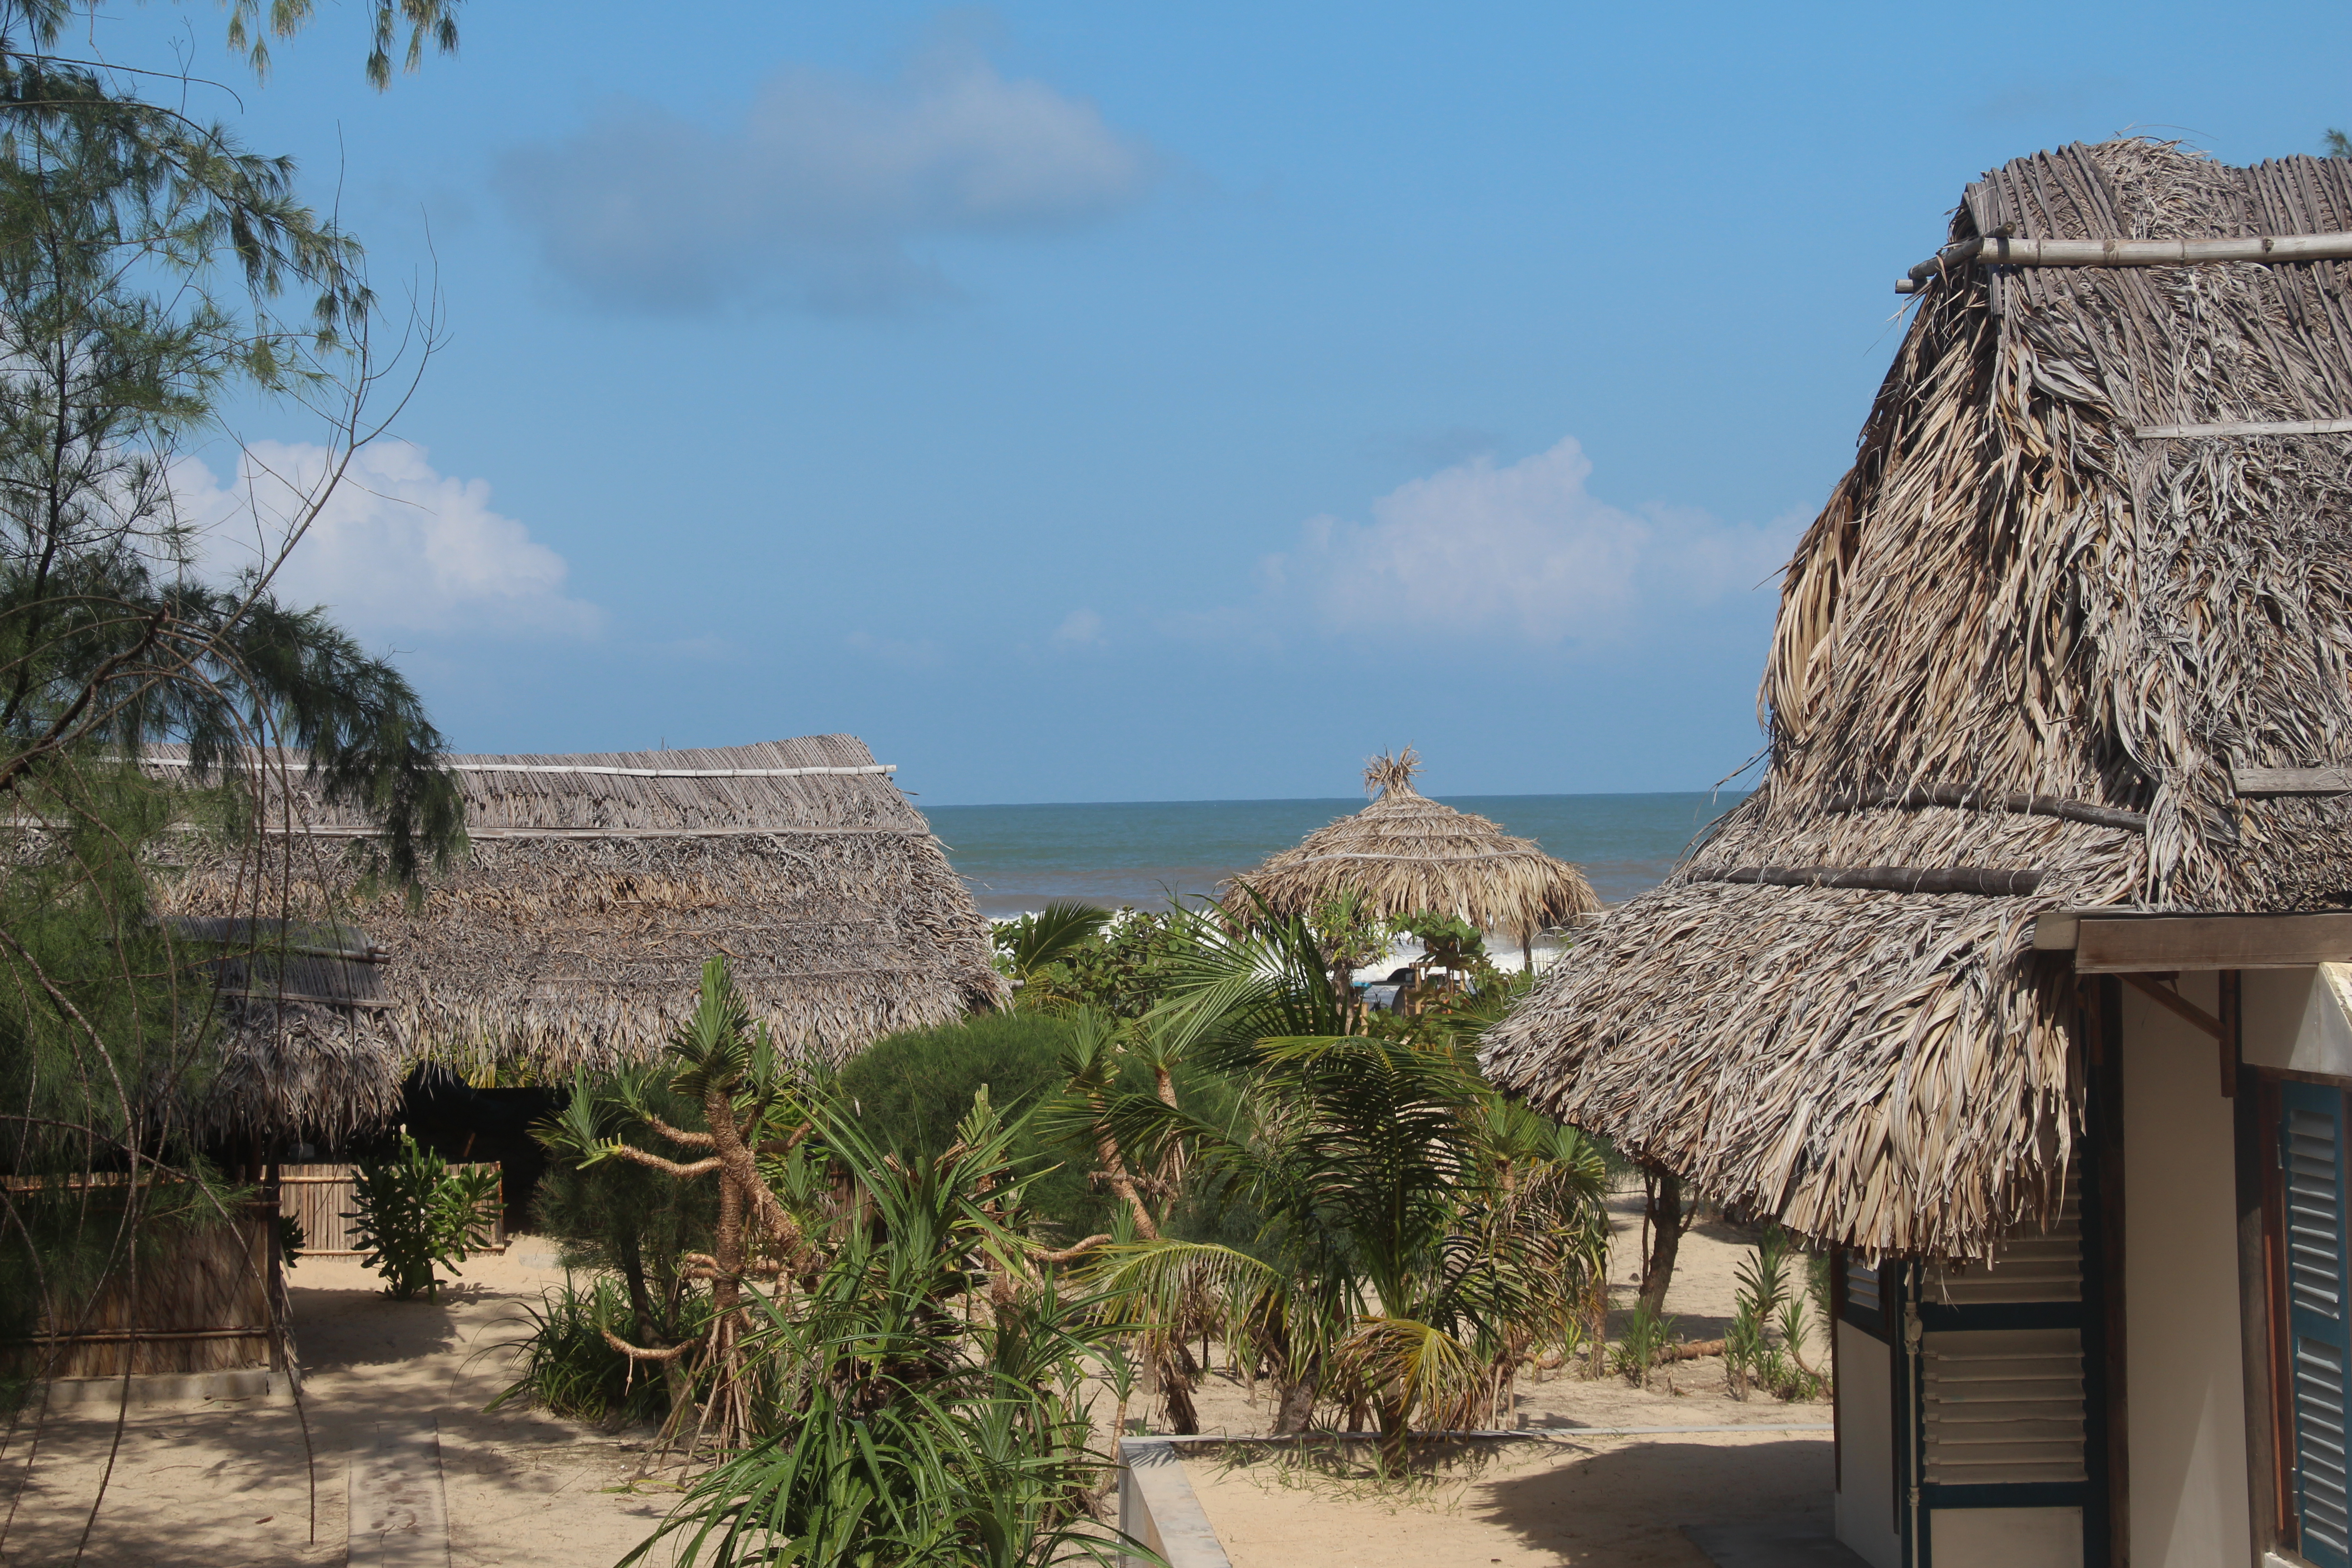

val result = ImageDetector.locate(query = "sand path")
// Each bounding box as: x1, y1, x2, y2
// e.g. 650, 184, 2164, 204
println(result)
0, 1244, 674, 1567
0, 1199, 1828, 1566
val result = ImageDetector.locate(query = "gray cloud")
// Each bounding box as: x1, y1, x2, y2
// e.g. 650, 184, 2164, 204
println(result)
495, 40, 1154, 313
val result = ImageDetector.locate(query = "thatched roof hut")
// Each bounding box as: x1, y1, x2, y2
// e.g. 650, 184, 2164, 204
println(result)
1226, 749, 1599, 952
155, 735, 1002, 1087
1482, 140, 2352, 1260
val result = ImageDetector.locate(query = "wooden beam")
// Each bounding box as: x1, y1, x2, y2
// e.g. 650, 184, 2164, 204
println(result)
1819, 786, 2146, 833
2073, 913, 2352, 972
2135, 418, 2352, 440
2122, 972, 2224, 1039
1691, 865, 2044, 896
2230, 765, 2352, 796
1899, 231, 2352, 291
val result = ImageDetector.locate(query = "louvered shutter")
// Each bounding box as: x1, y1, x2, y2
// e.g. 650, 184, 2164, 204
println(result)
2283, 1082, 2352, 1568
1912, 1176, 2094, 1561
1920, 1187, 2086, 1488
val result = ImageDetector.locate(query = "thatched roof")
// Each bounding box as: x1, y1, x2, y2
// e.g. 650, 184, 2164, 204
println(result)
154, 735, 1003, 1096
1483, 141, 2352, 1259
1225, 750, 1599, 940
168, 918, 406, 1143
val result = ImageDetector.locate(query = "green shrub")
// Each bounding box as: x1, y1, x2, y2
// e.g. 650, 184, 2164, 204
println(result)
1612, 1305, 1677, 1387
489, 1274, 687, 1426
837, 1014, 1102, 1239
347, 1134, 500, 1302
531, 1068, 716, 1361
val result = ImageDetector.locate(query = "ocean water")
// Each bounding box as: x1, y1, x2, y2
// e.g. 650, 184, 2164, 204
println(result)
924, 793, 1749, 918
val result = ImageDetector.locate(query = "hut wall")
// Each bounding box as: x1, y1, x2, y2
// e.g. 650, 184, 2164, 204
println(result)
1832, 1318, 1900, 1568
2243, 965, 2352, 1079
10, 1210, 274, 1380
278, 1164, 504, 1255
2117, 976, 2249, 1567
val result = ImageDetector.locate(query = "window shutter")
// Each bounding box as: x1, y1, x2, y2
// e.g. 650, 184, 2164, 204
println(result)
2284, 1082, 2352, 1568
1919, 1176, 2086, 1489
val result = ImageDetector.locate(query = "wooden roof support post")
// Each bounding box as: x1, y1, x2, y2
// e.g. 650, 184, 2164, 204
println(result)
2219, 970, 2243, 1099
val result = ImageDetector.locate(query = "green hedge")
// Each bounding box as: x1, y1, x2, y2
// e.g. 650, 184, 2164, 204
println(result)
838, 1012, 1245, 1246
835, 1013, 1106, 1241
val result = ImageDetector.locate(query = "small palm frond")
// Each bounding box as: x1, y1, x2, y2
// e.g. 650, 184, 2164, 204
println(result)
1080, 1240, 1283, 1350
1333, 1315, 1485, 1431
1006, 901, 1112, 979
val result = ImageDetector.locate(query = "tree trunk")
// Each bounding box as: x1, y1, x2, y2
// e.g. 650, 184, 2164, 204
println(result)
1637, 1167, 1685, 1318
1375, 1398, 1411, 1476
1161, 1342, 1201, 1435
1269, 1374, 1318, 1435
617, 1231, 693, 1412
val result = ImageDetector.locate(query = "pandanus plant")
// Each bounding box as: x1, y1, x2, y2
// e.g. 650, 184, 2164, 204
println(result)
538, 957, 819, 1452
622, 1088, 1136, 1568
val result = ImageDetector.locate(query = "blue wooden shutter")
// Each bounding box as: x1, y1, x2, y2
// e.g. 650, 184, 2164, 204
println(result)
2284, 1081, 2352, 1568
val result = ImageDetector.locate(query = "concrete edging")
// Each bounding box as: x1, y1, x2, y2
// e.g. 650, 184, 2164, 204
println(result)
1118, 1438, 1234, 1568
40, 1368, 287, 1408
348, 1418, 452, 1568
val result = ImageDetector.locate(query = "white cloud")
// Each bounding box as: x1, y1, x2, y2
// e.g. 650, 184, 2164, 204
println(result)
495, 38, 1153, 313
191, 441, 603, 640
1265, 436, 1797, 646
1051, 608, 1104, 648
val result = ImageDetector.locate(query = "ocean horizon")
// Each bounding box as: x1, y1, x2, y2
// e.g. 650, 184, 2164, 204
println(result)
924, 791, 1749, 918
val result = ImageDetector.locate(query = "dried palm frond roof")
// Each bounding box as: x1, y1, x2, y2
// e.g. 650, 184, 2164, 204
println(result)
1484, 141, 2352, 1259
162, 917, 405, 1142
152, 735, 1003, 1090
1225, 749, 1599, 941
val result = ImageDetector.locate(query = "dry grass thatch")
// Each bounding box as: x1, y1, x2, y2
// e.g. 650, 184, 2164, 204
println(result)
153, 735, 1003, 1103
1225, 749, 1599, 942
1483, 141, 2352, 1259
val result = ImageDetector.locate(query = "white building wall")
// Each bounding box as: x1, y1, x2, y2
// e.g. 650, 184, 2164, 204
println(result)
1834, 1318, 1901, 1568
2119, 975, 2250, 1568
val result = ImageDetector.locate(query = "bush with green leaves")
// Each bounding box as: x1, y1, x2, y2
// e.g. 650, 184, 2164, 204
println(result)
489, 1274, 698, 1428
1612, 1304, 1678, 1387
1079, 906, 1612, 1468
346, 1134, 500, 1302
1723, 1224, 1827, 1401
839, 1009, 1232, 1248
620, 1096, 1135, 1568
992, 904, 1186, 1019
530, 1066, 717, 1389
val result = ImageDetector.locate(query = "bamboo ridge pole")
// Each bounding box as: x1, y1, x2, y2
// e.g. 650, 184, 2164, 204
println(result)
1688, 866, 2047, 896
1896, 230, 2352, 292
1819, 786, 2146, 833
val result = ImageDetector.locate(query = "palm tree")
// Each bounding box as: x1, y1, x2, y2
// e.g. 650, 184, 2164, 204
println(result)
1078, 909, 1608, 1472
995, 901, 1113, 1012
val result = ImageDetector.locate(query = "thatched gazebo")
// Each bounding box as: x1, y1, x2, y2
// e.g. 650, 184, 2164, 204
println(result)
1480, 142, 2352, 1568
1226, 749, 1598, 966
155, 734, 1003, 1081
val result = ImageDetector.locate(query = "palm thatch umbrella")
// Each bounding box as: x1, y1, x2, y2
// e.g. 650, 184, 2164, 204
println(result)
1482, 139, 2352, 1261
1225, 748, 1599, 967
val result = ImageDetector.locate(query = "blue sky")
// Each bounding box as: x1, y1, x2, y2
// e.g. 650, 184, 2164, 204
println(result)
107, 0, 2352, 803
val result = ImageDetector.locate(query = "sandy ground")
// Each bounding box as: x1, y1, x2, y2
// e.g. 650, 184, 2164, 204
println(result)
0, 1199, 1827, 1567
1164, 1194, 1836, 1567
0, 1243, 676, 1568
